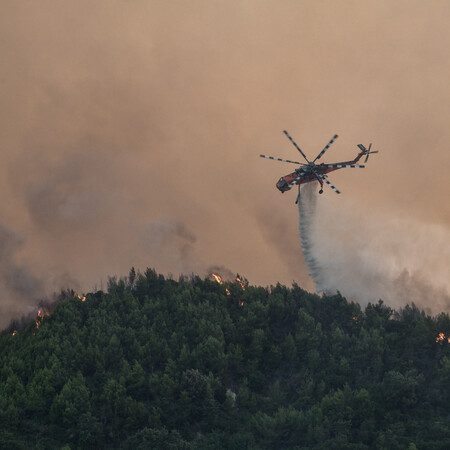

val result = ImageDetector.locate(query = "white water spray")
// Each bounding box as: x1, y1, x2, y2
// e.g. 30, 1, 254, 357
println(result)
298, 183, 450, 313
298, 183, 327, 292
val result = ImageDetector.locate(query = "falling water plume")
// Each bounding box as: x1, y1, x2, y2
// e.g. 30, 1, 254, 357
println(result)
298, 182, 329, 293
297, 182, 450, 313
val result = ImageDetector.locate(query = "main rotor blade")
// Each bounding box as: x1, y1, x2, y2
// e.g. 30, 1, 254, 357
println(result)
313, 134, 339, 162
317, 174, 341, 194
259, 154, 305, 165
326, 164, 365, 168
283, 130, 310, 163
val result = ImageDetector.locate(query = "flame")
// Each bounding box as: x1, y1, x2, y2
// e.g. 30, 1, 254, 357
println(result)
211, 273, 223, 284
235, 276, 246, 291
35, 308, 49, 329
77, 294, 86, 302
12, 330, 17, 336
209, 272, 246, 300
211, 273, 231, 296
436, 332, 450, 344
239, 301, 244, 307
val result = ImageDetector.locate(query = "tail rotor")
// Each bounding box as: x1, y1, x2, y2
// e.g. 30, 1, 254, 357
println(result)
358, 143, 379, 162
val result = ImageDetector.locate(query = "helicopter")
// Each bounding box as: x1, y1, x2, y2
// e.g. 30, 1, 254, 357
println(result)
260, 131, 378, 203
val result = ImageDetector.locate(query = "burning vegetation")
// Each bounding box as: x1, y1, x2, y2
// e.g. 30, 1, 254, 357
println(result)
236, 276, 246, 291
210, 273, 231, 295
35, 308, 47, 329
209, 272, 246, 301
7, 269, 246, 337
7, 290, 85, 335
436, 332, 450, 344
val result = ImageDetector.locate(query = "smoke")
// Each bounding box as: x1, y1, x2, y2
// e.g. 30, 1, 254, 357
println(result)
0, 1, 449, 326
298, 183, 450, 313
0, 223, 45, 329
22, 145, 122, 231
141, 218, 197, 274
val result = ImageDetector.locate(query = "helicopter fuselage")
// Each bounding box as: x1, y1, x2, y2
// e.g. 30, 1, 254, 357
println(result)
276, 153, 365, 193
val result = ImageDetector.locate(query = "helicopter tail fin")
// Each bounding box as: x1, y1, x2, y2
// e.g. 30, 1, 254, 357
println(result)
357, 143, 378, 163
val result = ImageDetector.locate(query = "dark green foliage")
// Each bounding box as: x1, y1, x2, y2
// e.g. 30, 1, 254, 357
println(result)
1, 271, 450, 448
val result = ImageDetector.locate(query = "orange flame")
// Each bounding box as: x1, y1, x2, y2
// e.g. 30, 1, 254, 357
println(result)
235, 276, 246, 291
211, 273, 231, 296
12, 330, 17, 336
211, 273, 223, 284
210, 273, 246, 298
77, 294, 86, 302
436, 332, 450, 343
35, 308, 49, 329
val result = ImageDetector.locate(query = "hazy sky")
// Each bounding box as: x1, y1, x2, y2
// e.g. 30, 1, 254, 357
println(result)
0, 0, 449, 325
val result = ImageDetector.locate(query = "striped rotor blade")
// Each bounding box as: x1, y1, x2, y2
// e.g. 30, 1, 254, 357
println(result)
317, 174, 340, 194
288, 175, 302, 189
313, 134, 339, 162
283, 130, 309, 162
259, 155, 303, 165
326, 164, 365, 168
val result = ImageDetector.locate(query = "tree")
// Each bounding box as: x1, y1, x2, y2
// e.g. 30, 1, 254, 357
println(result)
50, 372, 91, 427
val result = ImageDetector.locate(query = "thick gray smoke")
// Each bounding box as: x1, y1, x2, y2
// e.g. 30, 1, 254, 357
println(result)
1, 1, 449, 326
0, 223, 45, 328
142, 218, 197, 274
298, 183, 450, 314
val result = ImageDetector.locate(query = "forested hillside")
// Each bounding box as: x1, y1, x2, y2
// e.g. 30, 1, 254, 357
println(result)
1, 269, 450, 449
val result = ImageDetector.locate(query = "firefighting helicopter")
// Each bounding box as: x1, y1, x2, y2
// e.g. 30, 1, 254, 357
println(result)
260, 131, 378, 203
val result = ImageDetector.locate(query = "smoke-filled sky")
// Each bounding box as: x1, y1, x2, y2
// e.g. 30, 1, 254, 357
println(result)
1, 0, 449, 325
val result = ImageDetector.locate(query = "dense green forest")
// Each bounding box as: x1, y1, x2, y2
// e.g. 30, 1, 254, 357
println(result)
1, 268, 450, 449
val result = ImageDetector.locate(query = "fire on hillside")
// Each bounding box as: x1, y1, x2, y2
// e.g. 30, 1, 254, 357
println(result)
436, 332, 450, 344
209, 273, 246, 305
